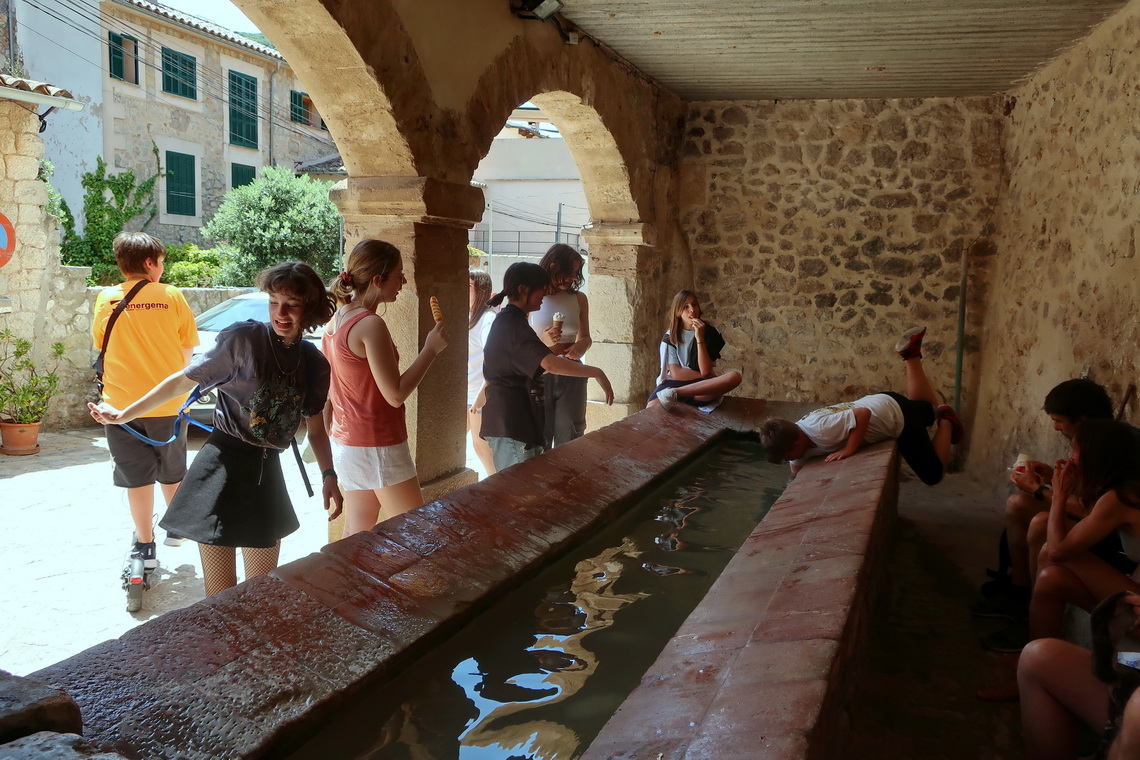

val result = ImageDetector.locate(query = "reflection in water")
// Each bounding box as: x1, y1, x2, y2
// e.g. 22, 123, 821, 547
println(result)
292, 440, 785, 760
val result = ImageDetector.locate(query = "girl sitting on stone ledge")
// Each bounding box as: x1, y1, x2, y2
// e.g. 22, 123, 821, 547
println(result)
647, 290, 742, 412
757, 326, 963, 485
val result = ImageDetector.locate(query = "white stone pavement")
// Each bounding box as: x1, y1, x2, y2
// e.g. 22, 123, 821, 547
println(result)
0, 426, 487, 677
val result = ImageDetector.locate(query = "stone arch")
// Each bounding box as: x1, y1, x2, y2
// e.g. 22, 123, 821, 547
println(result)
228, 0, 417, 179
526, 90, 640, 225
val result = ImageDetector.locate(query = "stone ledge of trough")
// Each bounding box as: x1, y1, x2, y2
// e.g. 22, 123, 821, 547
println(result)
581, 437, 898, 760
0, 670, 82, 745
26, 402, 741, 759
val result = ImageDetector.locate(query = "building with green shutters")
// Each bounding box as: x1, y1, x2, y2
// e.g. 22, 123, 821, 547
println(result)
19, 0, 336, 245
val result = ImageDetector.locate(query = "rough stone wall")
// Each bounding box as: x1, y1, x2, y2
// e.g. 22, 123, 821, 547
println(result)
678, 98, 1003, 425
971, 0, 1140, 480
104, 4, 335, 246
0, 100, 92, 429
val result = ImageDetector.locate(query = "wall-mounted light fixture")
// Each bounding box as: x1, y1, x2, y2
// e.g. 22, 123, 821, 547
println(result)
516, 0, 564, 21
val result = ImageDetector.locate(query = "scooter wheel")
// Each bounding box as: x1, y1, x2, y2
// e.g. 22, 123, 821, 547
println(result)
125, 556, 145, 613
126, 582, 143, 612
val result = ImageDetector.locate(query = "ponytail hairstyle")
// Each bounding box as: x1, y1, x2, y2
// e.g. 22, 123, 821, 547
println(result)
469, 269, 493, 329
328, 239, 402, 309
667, 290, 699, 347
538, 243, 585, 293
256, 262, 336, 332
487, 262, 549, 308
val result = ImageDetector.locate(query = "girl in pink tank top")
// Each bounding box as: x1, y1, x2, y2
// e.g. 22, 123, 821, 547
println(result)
325, 239, 448, 536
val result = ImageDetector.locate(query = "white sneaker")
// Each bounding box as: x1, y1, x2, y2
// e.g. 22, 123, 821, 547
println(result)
163, 533, 187, 547
658, 387, 679, 411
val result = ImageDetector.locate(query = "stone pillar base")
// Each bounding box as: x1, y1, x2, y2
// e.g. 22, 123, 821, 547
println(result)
326, 468, 478, 544
586, 400, 640, 432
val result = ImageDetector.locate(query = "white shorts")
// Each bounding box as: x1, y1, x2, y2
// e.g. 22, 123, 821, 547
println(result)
331, 439, 417, 492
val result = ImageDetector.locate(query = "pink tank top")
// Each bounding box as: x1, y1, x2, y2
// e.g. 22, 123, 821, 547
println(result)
324, 308, 407, 447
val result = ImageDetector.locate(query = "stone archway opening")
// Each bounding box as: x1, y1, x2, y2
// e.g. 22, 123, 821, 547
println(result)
472, 90, 652, 436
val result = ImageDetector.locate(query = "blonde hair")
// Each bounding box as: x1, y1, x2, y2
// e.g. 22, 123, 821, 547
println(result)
328, 239, 401, 308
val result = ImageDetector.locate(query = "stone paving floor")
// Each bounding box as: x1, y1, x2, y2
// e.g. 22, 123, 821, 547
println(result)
0, 426, 488, 678
849, 470, 1023, 758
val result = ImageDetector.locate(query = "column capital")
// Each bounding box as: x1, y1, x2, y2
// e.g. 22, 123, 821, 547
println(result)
330, 176, 485, 229
580, 220, 656, 248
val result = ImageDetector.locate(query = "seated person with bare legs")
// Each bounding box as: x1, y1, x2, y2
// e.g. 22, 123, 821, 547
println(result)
1018, 591, 1140, 760
1025, 420, 1140, 643
758, 327, 962, 485
647, 290, 741, 411
974, 379, 1119, 653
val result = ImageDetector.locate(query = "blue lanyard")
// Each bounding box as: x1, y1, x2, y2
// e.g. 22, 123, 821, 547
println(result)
118, 385, 214, 446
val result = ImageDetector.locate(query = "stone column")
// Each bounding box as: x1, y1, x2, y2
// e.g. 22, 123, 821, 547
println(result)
330, 175, 484, 503
580, 220, 656, 429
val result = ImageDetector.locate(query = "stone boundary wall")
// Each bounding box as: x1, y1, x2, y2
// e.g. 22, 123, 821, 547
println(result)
970, 0, 1140, 481
21, 399, 897, 759
678, 98, 1003, 445
584, 421, 897, 760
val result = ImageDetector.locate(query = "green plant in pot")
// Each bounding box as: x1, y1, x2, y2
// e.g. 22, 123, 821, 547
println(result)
0, 329, 67, 455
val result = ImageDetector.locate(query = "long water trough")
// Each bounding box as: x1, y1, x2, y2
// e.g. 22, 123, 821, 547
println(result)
23, 398, 898, 759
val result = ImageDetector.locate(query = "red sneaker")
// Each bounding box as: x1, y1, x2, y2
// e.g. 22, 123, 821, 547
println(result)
937, 404, 964, 445
895, 326, 926, 361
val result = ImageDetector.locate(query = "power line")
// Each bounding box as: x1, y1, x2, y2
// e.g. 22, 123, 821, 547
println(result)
26, 0, 328, 148
49, 0, 316, 142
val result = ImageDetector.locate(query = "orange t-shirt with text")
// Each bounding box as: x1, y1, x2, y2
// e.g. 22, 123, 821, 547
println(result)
92, 280, 199, 418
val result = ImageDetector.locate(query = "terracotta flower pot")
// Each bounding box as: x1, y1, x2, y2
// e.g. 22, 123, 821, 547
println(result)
0, 421, 41, 455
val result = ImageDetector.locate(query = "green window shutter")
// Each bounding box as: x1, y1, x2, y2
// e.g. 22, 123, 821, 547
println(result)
228, 71, 258, 148
109, 32, 124, 80
290, 90, 306, 123
166, 151, 196, 216
231, 163, 256, 189
161, 48, 197, 100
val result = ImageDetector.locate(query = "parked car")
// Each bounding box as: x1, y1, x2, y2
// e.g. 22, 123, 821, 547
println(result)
187, 292, 325, 422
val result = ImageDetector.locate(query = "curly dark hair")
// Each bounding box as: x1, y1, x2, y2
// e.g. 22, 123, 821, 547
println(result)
256, 262, 335, 332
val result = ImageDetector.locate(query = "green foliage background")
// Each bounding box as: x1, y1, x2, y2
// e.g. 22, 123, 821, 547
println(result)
58, 150, 160, 285
203, 166, 341, 286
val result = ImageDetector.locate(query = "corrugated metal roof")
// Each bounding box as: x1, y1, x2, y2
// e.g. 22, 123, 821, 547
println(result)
110, 0, 283, 60
557, 0, 1130, 99
0, 74, 73, 99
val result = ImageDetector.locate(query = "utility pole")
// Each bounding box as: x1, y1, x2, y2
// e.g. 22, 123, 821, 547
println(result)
487, 200, 494, 262
555, 202, 563, 244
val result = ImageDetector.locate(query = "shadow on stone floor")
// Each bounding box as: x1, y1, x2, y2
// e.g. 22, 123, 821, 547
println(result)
849, 514, 1022, 759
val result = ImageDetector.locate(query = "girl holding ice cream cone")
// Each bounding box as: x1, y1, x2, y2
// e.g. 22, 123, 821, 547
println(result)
325, 239, 448, 536
485, 262, 612, 471
529, 244, 592, 448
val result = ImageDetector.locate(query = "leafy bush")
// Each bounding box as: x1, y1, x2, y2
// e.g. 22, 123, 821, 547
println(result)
202, 166, 341, 286
163, 243, 223, 288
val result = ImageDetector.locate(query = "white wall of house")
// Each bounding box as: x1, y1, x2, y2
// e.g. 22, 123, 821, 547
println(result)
15, 0, 105, 227
471, 136, 590, 273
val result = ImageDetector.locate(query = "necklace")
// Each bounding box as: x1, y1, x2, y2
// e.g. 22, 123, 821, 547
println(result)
266, 323, 303, 377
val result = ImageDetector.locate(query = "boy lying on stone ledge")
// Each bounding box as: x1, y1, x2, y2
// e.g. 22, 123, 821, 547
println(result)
757, 327, 963, 485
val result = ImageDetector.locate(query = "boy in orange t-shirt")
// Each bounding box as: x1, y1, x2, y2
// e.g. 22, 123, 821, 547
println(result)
92, 232, 198, 568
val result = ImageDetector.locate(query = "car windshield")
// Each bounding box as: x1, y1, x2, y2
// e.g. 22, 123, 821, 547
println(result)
196, 297, 267, 331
